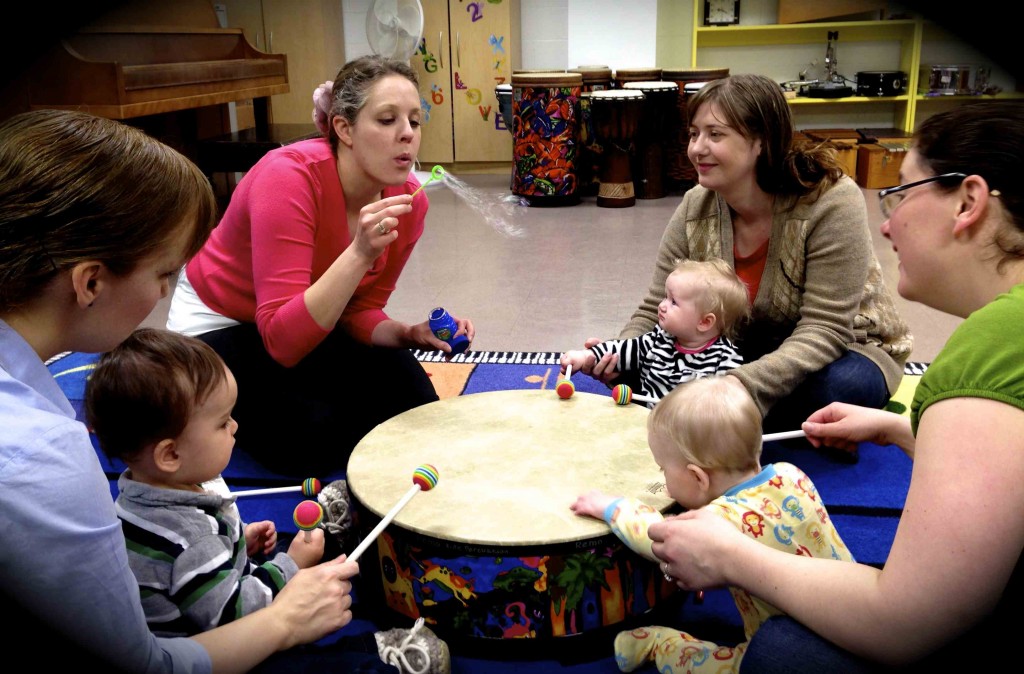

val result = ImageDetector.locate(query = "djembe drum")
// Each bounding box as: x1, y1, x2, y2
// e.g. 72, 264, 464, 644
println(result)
511, 71, 583, 206
495, 83, 513, 135
346, 390, 677, 644
662, 67, 730, 191
571, 65, 613, 197
613, 67, 662, 89
622, 81, 678, 199
589, 88, 646, 208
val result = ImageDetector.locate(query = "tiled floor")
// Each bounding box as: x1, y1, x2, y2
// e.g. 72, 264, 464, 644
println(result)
147, 171, 960, 364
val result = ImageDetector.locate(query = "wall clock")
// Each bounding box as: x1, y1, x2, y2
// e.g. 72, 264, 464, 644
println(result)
704, 0, 740, 26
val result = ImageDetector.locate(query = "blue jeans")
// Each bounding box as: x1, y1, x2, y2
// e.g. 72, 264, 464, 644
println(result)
741, 616, 884, 673
761, 351, 889, 433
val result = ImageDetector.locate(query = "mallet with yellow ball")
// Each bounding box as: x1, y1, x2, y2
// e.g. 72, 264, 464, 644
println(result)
233, 477, 322, 498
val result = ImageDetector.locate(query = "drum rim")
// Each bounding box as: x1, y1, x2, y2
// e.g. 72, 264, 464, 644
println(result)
511, 72, 584, 86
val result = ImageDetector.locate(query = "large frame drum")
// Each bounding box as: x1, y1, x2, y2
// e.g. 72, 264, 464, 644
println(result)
622, 81, 678, 200
589, 89, 646, 208
347, 390, 678, 644
511, 72, 583, 206
662, 67, 730, 191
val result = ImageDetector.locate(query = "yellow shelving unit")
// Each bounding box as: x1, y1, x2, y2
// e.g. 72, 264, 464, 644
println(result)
688, 4, 1020, 133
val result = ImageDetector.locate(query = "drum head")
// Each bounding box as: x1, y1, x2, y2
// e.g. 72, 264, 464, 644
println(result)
347, 390, 672, 547
623, 81, 679, 94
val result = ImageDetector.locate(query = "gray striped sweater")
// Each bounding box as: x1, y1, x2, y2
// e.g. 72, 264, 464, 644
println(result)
115, 472, 298, 637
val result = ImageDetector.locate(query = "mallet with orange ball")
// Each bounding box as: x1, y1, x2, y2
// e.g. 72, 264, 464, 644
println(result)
349, 464, 440, 563
233, 477, 322, 498
292, 499, 324, 543
556, 363, 575, 399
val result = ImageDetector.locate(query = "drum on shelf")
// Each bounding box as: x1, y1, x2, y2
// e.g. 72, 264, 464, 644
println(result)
511, 71, 583, 206
918, 64, 972, 96
622, 81, 679, 200
495, 83, 513, 135
347, 390, 677, 643
661, 67, 730, 191
571, 66, 614, 197
589, 88, 646, 208
613, 67, 662, 89
571, 65, 614, 92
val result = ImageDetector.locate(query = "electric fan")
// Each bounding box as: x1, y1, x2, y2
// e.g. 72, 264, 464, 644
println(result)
365, 0, 424, 61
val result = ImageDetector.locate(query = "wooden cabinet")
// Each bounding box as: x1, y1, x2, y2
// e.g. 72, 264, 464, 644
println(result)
217, 0, 345, 125
413, 0, 520, 163
689, 5, 1021, 133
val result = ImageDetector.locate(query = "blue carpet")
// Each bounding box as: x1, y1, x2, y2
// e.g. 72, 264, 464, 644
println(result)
48, 349, 916, 672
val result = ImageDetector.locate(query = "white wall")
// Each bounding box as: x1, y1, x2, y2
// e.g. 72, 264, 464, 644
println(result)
343, 0, 657, 70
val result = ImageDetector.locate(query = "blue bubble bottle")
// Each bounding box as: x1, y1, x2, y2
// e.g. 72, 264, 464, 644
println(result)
428, 307, 469, 354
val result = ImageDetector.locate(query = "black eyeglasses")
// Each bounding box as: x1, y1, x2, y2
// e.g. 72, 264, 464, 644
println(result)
877, 173, 967, 219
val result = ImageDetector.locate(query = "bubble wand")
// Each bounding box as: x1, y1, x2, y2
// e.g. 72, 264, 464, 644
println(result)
233, 477, 321, 498
411, 165, 447, 197
349, 464, 439, 563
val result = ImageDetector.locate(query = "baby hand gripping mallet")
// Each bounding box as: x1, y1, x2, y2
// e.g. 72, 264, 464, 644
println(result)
411, 165, 447, 197
556, 363, 575, 399
293, 499, 324, 543
348, 464, 439, 563
233, 477, 322, 498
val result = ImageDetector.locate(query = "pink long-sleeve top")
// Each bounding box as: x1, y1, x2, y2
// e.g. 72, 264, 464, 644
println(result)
185, 138, 427, 367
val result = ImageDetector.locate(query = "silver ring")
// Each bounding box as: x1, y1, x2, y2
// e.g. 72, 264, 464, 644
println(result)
664, 573, 674, 582
376, 222, 389, 235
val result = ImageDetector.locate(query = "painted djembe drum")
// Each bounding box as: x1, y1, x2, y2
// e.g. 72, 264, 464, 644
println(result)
589, 89, 646, 208
613, 67, 662, 89
571, 65, 614, 197
511, 72, 583, 206
661, 67, 730, 191
622, 81, 679, 200
347, 390, 678, 643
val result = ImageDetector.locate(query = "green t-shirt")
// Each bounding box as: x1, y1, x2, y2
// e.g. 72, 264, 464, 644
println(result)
904, 283, 1024, 667
912, 283, 1024, 434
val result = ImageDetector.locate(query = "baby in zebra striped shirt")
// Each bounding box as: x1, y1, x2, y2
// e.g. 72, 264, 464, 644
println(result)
561, 258, 749, 407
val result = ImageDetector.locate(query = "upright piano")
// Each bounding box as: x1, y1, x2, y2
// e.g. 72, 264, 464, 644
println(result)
6, 0, 289, 168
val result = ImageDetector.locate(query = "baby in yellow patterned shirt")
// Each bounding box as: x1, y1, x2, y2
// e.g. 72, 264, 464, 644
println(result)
570, 375, 854, 674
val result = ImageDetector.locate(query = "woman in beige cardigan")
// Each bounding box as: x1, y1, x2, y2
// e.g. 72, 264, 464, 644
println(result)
583, 74, 911, 444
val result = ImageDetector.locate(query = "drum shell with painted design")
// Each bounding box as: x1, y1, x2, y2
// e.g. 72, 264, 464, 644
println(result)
511, 72, 583, 206
589, 89, 646, 208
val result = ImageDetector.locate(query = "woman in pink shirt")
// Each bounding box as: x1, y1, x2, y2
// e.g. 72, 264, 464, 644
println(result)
168, 55, 473, 476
